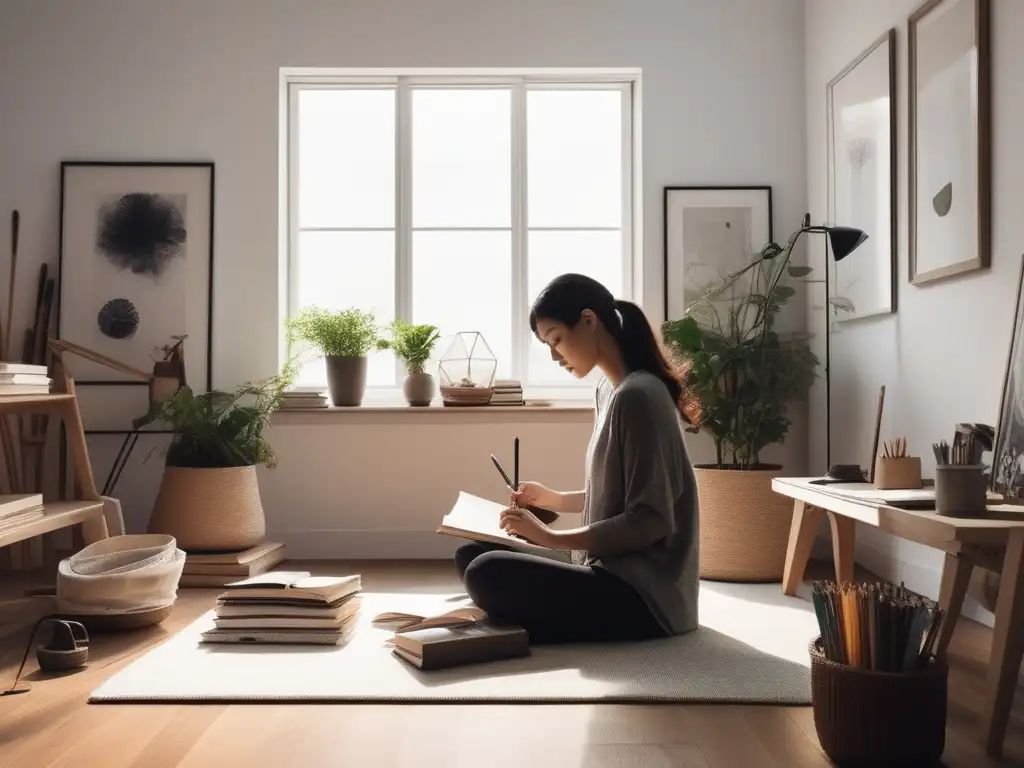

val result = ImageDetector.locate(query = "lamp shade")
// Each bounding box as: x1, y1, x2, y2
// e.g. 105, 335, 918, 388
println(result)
827, 226, 868, 261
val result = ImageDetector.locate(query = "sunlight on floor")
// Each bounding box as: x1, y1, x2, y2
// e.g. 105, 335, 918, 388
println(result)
698, 581, 819, 668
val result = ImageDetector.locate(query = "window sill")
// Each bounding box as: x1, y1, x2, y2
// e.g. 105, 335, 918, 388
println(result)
272, 399, 594, 425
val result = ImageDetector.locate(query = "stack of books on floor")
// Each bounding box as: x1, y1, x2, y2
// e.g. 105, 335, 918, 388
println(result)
0, 493, 44, 533
178, 541, 286, 587
200, 570, 362, 646
490, 379, 524, 406
277, 390, 328, 409
0, 363, 51, 396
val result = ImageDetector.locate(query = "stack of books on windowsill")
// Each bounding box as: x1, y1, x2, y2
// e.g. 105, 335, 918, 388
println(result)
278, 390, 328, 409
0, 363, 51, 396
200, 571, 362, 646
489, 379, 524, 407
178, 541, 286, 587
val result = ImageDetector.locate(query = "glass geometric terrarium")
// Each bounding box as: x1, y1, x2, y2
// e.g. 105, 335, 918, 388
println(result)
437, 331, 497, 406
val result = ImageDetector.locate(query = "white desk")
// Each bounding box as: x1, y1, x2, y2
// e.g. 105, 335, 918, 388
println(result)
773, 477, 1024, 758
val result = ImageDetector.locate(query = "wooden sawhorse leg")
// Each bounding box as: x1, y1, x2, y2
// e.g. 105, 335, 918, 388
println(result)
782, 501, 823, 596
981, 530, 1024, 757
935, 551, 973, 661
826, 511, 856, 583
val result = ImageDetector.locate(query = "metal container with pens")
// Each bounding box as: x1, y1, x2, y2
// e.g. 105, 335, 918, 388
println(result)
932, 424, 994, 517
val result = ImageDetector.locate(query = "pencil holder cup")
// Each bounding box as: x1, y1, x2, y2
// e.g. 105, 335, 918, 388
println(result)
873, 456, 923, 490
935, 464, 987, 517
810, 638, 948, 766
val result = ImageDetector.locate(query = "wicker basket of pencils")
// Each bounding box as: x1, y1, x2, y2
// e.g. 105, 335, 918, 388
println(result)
809, 581, 948, 767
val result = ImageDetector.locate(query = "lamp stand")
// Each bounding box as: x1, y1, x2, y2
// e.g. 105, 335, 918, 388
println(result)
824, 237, 832, 474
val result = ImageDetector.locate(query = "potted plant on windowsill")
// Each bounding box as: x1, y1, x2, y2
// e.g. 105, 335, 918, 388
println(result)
378, 318, 442, 406
134, 362, 296, 553
285, 306, 382, 407
662, 225, 853, 582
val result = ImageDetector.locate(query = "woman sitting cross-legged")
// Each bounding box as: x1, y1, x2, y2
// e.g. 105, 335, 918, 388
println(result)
454, 273, 703, 645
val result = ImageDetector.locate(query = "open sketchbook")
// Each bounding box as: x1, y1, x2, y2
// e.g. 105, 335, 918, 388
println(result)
372, 605, 487, 634
435, 492, 552, 554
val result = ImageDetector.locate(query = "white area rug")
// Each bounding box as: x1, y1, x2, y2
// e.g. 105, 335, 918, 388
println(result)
88, 581, 819, 704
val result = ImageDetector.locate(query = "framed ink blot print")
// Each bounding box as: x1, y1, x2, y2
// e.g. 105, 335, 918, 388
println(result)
57, 161, 214, 403
908, 0, 991, 285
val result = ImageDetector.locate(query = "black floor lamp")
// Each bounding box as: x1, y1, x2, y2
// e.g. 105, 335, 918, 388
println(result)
703, 213, 868, 479
796, 217, 869, 477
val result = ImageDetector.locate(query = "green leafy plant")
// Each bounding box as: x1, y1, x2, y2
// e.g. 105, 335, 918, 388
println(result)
378, 318, 441, 374
284, 306, 383, 358
132, 361, 297, 469
662, 225, 853, 470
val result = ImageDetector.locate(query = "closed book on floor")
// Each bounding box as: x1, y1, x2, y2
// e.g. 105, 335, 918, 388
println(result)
214, 595, 362, 629
216, 595, 357, 620
183, 541, 285, 566
200, 623, 356, 646
183, 543, 286, 577
391, 621, 530, 670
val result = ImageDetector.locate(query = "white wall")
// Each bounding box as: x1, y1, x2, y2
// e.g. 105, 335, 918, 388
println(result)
805, 0, 1024, 626
0, 0, 808, 557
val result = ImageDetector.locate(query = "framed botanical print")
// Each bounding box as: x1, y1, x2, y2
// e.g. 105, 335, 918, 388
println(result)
827, 28, 897, 320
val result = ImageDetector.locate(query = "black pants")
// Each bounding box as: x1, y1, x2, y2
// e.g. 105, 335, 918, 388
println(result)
455, 542, 668, 644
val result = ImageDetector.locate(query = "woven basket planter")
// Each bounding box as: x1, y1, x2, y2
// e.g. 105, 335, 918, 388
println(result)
810, 638, 947, 766
147, 466, 266, 553
695, 463, 793, 582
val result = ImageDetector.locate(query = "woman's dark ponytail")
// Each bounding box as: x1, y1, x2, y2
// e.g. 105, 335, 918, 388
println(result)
613, 299, 702, 426
529, 273, 702, 425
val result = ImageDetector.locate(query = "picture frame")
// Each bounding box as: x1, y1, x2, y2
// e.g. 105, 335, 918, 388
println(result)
56, 161, 214, 431
991, 254, 1024, 499
826, 28, 897, 321
908, 0, 991, 285
662, 186, 773, 322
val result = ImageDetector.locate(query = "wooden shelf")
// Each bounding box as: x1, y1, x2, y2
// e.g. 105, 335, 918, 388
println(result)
0, 366, 111, 570
0, 500, 105, 549
0, 393, 75, 412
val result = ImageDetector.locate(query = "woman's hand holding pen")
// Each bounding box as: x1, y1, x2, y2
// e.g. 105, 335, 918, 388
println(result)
511, 481, 562, 513
500, 505, 553, 547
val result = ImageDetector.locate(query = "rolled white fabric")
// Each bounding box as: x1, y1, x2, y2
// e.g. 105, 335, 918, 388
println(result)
56, 534, 186, 615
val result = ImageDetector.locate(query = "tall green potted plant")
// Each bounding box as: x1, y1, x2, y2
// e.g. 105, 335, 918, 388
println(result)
378, 318, 442, 406
135, 362, 295, 552
662, 226, 852, 582
285, 306, 381, 407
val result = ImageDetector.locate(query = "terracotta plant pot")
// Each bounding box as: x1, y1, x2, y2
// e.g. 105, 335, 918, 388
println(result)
325, 355, 367, 407
147, 465, 266, 552
403, 371, 435, 406
694, 464, 793, 582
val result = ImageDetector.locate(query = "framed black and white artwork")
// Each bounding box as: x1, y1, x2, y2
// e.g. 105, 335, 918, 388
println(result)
663, 186, 773, 322
57, 161, 214, 401
908, 0, 991, 285
827, 28, 897, 320
992, 255, 1024, 499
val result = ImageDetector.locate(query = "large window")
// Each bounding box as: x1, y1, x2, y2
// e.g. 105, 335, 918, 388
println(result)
284, 71, 637, 396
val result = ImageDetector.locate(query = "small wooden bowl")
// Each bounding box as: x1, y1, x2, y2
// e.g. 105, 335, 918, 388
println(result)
440, 386, 494, 407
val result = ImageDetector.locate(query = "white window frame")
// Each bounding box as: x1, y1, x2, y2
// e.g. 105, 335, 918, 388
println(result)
280, 67, 643, 403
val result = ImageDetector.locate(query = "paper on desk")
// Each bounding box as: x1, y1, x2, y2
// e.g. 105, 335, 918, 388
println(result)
814, 484, 937, 505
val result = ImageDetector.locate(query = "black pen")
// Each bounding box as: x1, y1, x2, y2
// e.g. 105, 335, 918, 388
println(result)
514, 437, 519, 493
490, 454, 514, 491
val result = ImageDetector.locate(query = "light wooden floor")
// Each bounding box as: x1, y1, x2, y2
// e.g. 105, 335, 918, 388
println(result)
1, 558, 1023, 768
